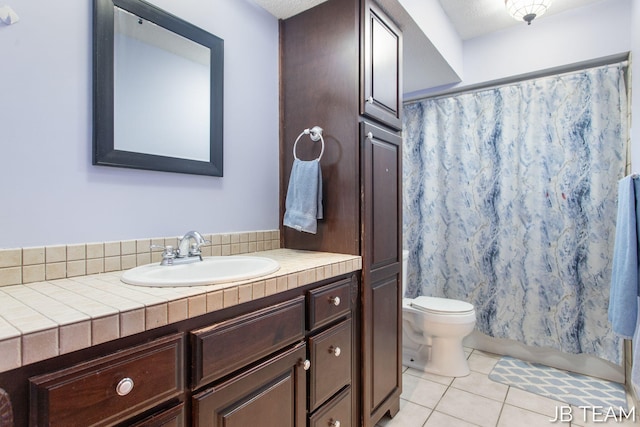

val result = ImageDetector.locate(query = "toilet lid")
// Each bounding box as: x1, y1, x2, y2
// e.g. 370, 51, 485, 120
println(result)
410, 296, 474, 315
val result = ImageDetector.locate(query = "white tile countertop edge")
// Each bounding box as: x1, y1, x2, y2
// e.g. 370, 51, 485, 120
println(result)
0, 249, 361, 373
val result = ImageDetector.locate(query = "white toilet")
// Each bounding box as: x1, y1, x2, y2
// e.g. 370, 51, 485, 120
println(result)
402, 250, 476, 377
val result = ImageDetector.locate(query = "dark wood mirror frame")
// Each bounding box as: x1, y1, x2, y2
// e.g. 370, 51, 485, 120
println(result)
93, 0, 224, 176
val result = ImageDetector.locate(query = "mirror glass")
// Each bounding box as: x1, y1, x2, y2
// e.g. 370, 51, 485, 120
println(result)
93, 0, 224, 176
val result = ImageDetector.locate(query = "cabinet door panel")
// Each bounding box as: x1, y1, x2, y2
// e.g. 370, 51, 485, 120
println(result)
192, 343, 306, 427
362, 0, 402, 130
370, 132, 399, 270
361, 122, 401, 272
361, 121, 402, 426
371, 277, 400, 409
372, 14, 399, 112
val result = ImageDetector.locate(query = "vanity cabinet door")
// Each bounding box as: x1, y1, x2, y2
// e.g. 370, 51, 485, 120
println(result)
361, 121, 402, 425
192, 342, 307, 427
362, 0, 402, 130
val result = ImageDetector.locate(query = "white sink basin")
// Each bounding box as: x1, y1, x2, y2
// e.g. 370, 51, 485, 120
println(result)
120, 256, 280, 287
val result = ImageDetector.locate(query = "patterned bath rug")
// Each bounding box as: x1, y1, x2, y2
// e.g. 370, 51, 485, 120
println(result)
489, 356, 628, 410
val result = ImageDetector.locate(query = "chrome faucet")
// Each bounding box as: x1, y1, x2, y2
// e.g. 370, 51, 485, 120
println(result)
153, 230, 209, 266
177, 230, 208, 259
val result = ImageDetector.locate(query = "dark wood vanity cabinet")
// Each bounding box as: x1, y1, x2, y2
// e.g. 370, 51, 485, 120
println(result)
191, 278, 357, 427
280, 0, 403, 425
1, 273, 358, 427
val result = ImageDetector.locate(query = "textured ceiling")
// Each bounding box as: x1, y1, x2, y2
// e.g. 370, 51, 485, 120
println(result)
251, 0, 329, 20
438, 0, 605, 40
253, 0, 605, 40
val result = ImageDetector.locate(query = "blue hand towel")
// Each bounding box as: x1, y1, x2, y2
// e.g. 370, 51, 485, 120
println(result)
283, 159, 323, 234
608, 175, 640, 338
633, 304, 640, 396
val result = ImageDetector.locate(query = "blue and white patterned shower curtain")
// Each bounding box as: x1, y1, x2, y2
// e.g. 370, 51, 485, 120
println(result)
403, 63, 628, 364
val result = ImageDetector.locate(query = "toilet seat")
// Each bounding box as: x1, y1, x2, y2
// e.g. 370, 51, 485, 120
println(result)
410, 296, 474, 315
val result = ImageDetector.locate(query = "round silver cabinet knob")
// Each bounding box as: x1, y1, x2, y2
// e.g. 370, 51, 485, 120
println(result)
330, 296, 341, 306
367, 96, 374, 104
331, 346, 341, 357
301, 359, 311, 370
116, 377, 134, 396
331, 420, 341, 427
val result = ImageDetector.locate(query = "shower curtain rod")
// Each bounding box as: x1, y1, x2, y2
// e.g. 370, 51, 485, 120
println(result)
405, 54, 629, 105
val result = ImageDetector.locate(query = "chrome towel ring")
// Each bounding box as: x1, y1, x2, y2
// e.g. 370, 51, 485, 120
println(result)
293, 126, 325, 161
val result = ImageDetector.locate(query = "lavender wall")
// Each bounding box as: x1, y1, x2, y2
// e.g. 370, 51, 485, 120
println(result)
0, 0, 279, 248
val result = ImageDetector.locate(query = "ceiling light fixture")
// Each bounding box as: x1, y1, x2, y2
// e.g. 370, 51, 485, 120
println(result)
505, 0, 552, 25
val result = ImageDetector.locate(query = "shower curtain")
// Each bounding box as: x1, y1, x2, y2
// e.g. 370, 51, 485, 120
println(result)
403, 63, 628, 364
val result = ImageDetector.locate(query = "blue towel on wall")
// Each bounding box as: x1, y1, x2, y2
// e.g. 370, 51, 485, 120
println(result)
609, 175, 640, 338
283, 159, 323, 234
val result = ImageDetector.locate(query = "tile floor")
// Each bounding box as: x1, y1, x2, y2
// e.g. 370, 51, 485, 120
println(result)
377, 348, 639, 426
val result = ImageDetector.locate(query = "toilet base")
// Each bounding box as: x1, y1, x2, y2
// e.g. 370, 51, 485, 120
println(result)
402, 339, 470, 377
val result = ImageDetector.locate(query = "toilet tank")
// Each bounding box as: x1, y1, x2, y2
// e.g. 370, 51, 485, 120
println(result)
402, 250, 409, 297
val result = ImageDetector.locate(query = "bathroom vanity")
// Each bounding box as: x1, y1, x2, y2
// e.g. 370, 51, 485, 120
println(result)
0, 250, 360, 427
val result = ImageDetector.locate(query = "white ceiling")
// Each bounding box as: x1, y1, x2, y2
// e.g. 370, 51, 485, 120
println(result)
439, 0, 604, 40
253, 0, 605, 40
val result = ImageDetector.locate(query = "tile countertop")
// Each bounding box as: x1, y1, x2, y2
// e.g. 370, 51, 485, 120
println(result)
0, 249, 361, 373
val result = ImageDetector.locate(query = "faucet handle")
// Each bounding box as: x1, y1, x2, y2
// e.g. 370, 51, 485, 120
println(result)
189, 243, 202, 257
151, 244, 176, 259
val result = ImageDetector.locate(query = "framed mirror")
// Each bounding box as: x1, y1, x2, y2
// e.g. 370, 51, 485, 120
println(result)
93, 0, 224, 176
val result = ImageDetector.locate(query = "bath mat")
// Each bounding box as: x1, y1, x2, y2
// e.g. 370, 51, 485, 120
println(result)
489, 356, 628, 410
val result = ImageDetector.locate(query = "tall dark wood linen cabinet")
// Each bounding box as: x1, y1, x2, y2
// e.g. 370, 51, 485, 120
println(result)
279, 0, 403, 425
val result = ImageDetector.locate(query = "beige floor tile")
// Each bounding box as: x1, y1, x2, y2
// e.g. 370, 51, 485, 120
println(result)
377, 399, 432, 427
451, 370, 508, 402
405, 366, 455, 386
424, 411, 479, 427
436, 387, 503, 427
498, 403, 558, 426
401, 372, 448, 409
504, 386, 563, 418
392, 347, 635, 427
467, 351, 501, 375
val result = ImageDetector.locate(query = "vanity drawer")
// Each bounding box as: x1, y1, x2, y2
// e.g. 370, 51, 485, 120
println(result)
29, 333, 184, 427
307, 277, 353, 331
309, 386, 352, 427
309, 318, 352, 411
191, 296, 305, 390
129, 402, 185, 427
